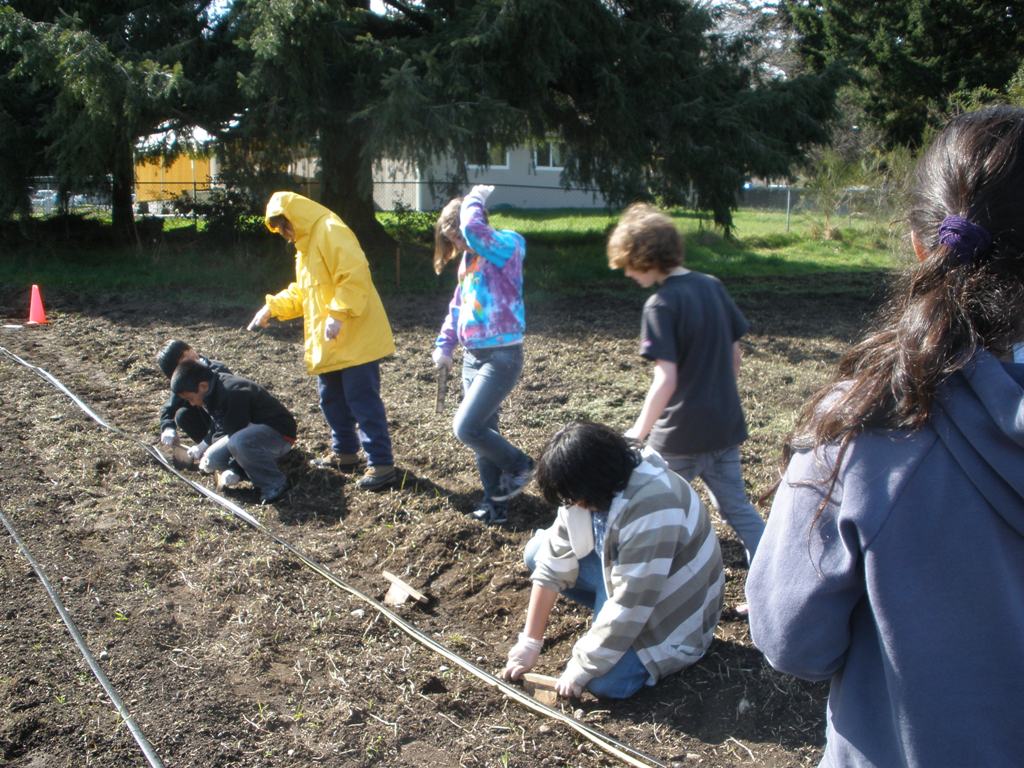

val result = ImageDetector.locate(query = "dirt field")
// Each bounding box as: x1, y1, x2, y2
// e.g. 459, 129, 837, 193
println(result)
0, 276, 880, 767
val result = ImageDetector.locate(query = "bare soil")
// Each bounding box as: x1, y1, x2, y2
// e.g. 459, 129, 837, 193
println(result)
0, 276, 880, 768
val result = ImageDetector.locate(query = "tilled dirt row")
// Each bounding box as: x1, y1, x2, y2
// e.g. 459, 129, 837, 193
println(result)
0, 283, 868, 767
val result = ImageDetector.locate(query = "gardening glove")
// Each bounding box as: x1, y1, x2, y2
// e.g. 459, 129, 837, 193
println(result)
187, 440, 209, 462
247, 304, 271, 331
555, 664, 588, 699
432, 347, 453, 371
502, 633, 542, 681
623, 424, 646, 444
160, 427, 177, 446
471, 184, 495, 202
324, 316, 342, 341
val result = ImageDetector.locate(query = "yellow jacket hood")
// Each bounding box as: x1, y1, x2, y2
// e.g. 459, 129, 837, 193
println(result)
265, 192, 333, 239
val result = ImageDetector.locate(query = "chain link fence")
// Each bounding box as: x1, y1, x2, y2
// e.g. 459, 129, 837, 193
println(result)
28, 175, 883, 222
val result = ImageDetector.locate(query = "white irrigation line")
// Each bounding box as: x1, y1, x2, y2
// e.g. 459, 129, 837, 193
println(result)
0, 509, 165, 768
0, 345, 667, 768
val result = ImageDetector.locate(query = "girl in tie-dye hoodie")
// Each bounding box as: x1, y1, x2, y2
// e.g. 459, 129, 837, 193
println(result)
432, 185, 533, 524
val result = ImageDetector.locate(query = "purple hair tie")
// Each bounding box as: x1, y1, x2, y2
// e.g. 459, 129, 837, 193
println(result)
938, 215, 992, 265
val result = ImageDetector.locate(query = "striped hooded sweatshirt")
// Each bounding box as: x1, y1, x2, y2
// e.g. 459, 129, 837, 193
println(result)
435, 186, 526, 355
530, 449, 725, 687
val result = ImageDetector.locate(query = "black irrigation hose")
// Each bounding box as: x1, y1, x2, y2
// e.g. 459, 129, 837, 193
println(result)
0, 508, 166, 768
0, 345, 667, 768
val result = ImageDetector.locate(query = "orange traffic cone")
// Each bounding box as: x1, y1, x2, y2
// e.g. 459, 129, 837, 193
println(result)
27, 284, 48, 325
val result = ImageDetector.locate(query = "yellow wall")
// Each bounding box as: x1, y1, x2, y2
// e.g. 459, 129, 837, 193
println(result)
135, 155, 212, 202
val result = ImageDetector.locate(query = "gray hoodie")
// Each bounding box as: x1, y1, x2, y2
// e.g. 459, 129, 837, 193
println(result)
747, 350, 1024, 767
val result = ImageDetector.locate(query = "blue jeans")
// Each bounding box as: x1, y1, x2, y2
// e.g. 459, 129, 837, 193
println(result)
318, 360, 393, 467
524, 533, 650, 699
454, 346, 531, 507
204, 424, 292, 496
663, 445, 764, 563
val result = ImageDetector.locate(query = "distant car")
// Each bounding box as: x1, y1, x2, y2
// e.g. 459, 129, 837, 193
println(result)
31, 189, 58, 212
32, 189, 57, 204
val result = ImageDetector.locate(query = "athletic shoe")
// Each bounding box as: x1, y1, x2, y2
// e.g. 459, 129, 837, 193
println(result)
216, 468, 242, 491
472, 503, 508, 525
355, 465, 397, 492
491, 459, 534, 502
309, 451, 362, 472
260, 482, 290, 505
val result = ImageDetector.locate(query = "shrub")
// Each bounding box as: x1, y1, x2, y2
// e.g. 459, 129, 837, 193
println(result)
172, 188, 265, 240
378, 203, 437, 244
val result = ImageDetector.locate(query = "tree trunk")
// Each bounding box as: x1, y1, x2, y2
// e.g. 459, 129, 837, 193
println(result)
318, 127, 394, 260
110, 138, 135, 245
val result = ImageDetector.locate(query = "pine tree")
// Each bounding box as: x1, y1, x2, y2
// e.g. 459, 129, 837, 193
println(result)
783, 0, 1024, 148
230, 0, 841, 242
0, 33, 47, 220
0, 2, 219, 240
3, 0, 841, 242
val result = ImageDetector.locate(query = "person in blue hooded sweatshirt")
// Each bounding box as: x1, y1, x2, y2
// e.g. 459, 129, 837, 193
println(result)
746, 106, 1024, 768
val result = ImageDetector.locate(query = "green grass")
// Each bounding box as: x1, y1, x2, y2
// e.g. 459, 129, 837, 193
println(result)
482, 208, 902, 299
0, 208, 902, 302
682, 211, 902, 277
0, 238, 293, 306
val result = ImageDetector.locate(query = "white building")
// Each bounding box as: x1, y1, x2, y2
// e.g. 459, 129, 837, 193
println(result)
373, 142, 610, 211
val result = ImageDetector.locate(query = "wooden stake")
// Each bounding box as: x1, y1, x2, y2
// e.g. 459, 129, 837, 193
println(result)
382, 570, 429, 606
522, 673, 559, 705
522, 673, 557, 690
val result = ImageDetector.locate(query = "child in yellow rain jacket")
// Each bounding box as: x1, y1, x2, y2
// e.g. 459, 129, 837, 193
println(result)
248, 192, 397, 491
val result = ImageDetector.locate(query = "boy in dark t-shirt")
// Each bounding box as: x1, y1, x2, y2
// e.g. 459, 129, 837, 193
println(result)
608, 203, 765, 567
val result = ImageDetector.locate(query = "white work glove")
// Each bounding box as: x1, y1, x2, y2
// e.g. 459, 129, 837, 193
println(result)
555, 664, 588, 699
247, 304, 271, 331
501, 633, 542, 681
198, 453, 212, 474
160, 427, 177, 446
432, 347, 453, 370
623, 424, 644, 443
324, 316, 342, 341
471, 184, 494, 202
187, 440, 209, 462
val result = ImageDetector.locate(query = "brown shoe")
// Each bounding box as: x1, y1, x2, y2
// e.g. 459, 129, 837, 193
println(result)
355, 465, 397, 491
309, 451, 362, 472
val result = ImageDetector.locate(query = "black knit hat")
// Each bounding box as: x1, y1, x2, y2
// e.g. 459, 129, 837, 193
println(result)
157, 339, 191, 378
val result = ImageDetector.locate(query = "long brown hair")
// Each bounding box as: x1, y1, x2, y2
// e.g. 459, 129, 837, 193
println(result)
432, 197, 463, 274
782, 106, 1024, 512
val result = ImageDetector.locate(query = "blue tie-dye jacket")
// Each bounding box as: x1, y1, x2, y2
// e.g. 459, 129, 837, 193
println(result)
435, 186, 526, 355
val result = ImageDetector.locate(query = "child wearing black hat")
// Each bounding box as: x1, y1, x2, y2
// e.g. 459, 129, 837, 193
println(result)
156, 339, 232, 465
171, 360, 297, 504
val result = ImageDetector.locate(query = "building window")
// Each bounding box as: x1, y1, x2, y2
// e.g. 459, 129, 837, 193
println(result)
534, 141, 565, 170
467, 144, 508, 169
